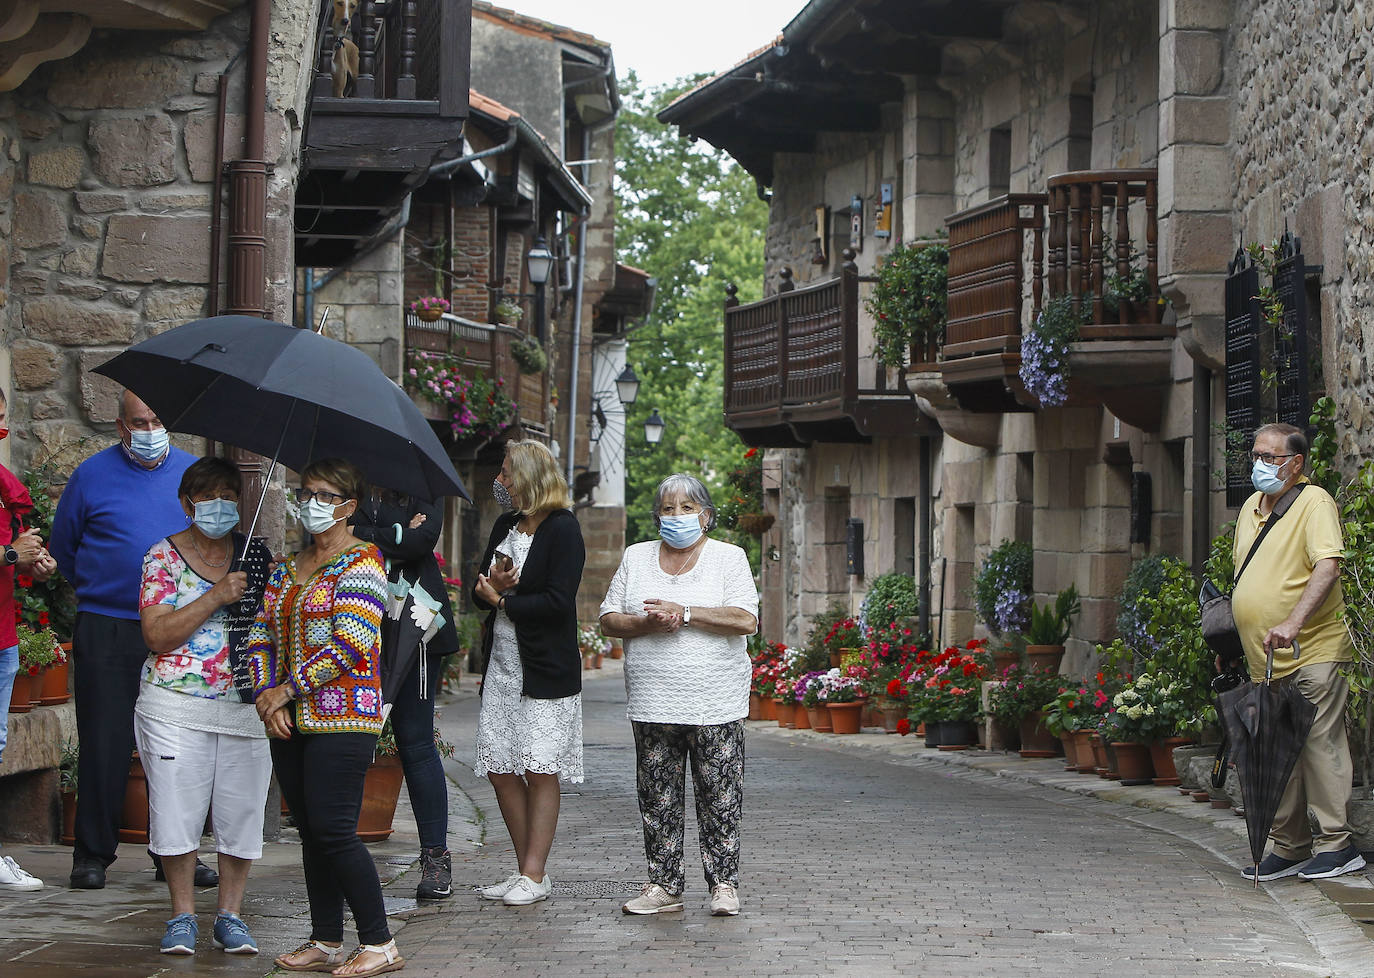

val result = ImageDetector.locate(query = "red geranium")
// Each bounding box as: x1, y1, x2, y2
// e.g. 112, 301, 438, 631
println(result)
896, 717, 911, 736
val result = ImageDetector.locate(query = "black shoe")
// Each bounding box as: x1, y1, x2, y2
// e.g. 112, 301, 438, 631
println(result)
150, 851, 220, 887
1241, 852, 1308, 882
1298, 844, 1367, 880
69, 860, 106, 889
416, 846, 452, 900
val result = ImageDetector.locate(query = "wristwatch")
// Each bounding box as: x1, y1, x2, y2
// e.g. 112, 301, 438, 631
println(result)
682, 605, 692, 625
3, 546, 16, 566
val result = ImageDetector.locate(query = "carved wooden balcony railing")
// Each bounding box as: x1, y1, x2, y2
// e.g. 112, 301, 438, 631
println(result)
938, 169, 1174, 428
298, 0, 470, 267
723, 261, 921, 447
403, 312, 548, 454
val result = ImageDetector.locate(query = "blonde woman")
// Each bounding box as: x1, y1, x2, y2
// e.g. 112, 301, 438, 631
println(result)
471, 441, 586, 906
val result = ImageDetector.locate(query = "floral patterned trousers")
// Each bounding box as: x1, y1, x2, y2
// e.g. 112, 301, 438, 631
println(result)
631, 719, 744, 894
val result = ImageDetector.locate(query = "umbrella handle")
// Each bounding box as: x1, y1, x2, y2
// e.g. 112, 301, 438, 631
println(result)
1264, 637, 1302, 685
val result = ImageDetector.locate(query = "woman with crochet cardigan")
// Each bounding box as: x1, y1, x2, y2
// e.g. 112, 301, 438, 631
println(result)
247, 458, 404, 978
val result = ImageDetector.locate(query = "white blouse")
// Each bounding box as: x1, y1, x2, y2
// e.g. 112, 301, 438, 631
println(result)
600, 538, 759, 725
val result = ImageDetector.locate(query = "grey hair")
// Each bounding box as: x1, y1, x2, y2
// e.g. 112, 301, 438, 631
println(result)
652, 473, 717, 531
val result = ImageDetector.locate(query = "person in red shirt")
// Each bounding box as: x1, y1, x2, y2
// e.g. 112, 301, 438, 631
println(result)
0, 386, 58, 889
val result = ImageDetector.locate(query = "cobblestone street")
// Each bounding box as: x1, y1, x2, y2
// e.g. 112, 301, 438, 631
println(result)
2, 666, 1371, 977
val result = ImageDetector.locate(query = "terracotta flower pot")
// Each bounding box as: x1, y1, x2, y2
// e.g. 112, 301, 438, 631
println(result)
1089, 733, 1110, 776
748, 694, 762, 721
1024, 644, 1064, 673
991, 650, 1019, 675
792, 702, 812, 730
1111, 742, 1154, 785
357, 755, 405, 842
38, 660, 71, 705
1060, 734, 1079, 770
119, 753, 150, 845
609, 645, 624, 660
1017, 710, 1059, 757
807, 705, 833, 732
415, 306, 443, 322
1148, 737, 1193, 786
593, 652, 604, 669
1071, 730, 1097, 773
7, 670, 34, 713
826, 701, 864, 734
759, 696, 777, 721
774, 698, 792, 728
881, 707, 905, 734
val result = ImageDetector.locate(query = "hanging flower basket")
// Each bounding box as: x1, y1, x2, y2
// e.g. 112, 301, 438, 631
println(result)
736, 512, 775, 536
410, 296, 450, 322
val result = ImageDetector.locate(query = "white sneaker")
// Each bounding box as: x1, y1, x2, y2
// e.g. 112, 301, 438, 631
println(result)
710, 882, 740, 916
478, 873, 523, 901
502, 874, 552, 906
622, 883, 683, 915
0, 855, 43, 890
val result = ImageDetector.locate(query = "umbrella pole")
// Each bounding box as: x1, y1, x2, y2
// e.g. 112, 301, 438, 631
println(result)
235, 399, 298, 569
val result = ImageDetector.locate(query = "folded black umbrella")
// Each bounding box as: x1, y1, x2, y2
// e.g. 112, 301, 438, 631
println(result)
94, 315, 470, 505
1219, 639, 1317, 886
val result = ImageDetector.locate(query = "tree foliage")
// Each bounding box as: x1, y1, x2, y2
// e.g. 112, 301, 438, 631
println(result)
614, 72, 769, 557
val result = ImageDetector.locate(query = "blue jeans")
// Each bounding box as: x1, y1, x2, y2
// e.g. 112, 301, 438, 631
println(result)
389, 653, 447, 850
0, 644, 17, 763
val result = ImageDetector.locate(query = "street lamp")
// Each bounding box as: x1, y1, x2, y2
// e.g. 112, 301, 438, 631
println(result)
615, 364, 640, 406
526, 235, 554, 343
644, 409, 666, 445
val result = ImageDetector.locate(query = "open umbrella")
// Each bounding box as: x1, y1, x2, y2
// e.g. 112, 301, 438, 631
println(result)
94, 315, 470, 508
1219, 639, 1317, 887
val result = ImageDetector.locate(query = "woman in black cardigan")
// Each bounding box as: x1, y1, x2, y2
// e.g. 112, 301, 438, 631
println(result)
471, 440, 585, 907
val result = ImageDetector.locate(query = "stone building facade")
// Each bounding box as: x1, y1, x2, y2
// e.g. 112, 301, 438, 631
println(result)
663, 0, 1352, 673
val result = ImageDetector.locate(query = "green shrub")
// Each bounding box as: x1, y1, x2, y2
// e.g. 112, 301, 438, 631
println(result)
861, 573, 918, 634
973, 540, 1033, 635
1117, 555, 1168, 652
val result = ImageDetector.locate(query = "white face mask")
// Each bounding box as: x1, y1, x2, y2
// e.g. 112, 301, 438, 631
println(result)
192, 498, 240, 539
300, 497, 344, 535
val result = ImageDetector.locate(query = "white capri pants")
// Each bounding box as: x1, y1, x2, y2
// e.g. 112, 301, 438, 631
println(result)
133, 713, 273, 859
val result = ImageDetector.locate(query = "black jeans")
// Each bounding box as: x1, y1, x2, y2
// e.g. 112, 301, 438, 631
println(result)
72, 612, 149, 867
389, 653, 447, 850
272, 729, 390, 946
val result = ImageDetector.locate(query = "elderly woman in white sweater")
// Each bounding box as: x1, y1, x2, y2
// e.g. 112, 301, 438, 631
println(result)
599, 473, 758, 918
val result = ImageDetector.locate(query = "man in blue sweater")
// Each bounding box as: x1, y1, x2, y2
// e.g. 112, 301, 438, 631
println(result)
50, 391, 198, 890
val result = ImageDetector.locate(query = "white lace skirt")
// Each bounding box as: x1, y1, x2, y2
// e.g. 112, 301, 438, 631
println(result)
474, 611, 584, 784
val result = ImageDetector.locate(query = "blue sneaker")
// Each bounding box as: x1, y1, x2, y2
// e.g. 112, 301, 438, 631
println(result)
212, 911, 259, 954
160, 913, 198, 955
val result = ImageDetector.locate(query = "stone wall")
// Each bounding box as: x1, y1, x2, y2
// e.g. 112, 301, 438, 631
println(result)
312, 231, 404, 379
3, 4, 314, 479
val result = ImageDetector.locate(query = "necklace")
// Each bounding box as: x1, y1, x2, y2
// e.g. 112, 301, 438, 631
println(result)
189, 532, 231, 568
660, 541, 703, 578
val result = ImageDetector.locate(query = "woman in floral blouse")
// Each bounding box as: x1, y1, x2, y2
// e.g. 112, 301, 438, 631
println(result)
246, 458, 403, 978
136, 456, 273, 955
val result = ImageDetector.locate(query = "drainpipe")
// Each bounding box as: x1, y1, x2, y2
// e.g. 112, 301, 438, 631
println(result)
1192, 364, 1212, 577
564, 125, 594, 485
918, 435, 933, 639
224, 0, 270, 317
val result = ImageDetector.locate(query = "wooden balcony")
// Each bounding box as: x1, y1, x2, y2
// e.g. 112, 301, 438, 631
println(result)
939, 169, 1174, 428
297, 0, 470, 267
404, 312, 548, 456
723, 262, 923, 447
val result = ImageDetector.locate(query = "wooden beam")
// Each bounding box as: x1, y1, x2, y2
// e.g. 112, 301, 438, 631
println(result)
0, 0, 38, 43
0, 13, 89, 93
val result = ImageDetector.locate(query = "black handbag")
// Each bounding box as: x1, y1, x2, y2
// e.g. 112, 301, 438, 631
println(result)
1198, 483, 1306, 665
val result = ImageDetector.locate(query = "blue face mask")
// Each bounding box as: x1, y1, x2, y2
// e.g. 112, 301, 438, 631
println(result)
127, 426, 169, 463
1251, 457, 1290, 495
659, 512, 705, 550
300, 497, 344, 535
192, 498, 240, 539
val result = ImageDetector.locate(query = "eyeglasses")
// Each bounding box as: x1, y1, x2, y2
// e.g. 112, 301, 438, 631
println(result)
1249, 452, 1295, 465
294, 488, 348, 505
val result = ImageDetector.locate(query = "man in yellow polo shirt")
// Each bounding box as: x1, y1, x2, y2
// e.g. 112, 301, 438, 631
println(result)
1231, 422, 1363, 882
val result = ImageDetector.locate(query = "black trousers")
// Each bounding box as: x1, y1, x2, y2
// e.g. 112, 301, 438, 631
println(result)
72, 612, 149, 868
272, 728, 390, 946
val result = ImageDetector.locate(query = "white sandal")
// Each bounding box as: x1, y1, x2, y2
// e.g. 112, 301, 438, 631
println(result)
275, 939, 346, 972
334, 939, 405, 977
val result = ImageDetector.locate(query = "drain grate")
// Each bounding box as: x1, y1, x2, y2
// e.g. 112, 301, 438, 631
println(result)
551, 879, 645, 897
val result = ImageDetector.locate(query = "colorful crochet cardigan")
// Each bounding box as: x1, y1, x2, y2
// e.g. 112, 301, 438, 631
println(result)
246, 543, 387, 735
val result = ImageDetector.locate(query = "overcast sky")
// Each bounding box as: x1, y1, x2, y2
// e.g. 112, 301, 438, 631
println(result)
495, 0, 805, 87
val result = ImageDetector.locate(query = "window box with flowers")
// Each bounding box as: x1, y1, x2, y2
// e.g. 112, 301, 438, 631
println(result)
410, 296, 450, 322
404, 350, 516, 444
864, 239, 949, 369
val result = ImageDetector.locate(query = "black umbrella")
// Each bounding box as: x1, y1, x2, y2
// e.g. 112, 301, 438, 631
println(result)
1219, 639, 1317, 887
94, 315, 470, 507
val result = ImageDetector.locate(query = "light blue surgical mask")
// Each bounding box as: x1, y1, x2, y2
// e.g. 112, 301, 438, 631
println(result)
127, 426, 169, 463
192, 498, 239, 539
1251, 457, 1289, 495
300, 497, 344, 535
659, 512, 705, 549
